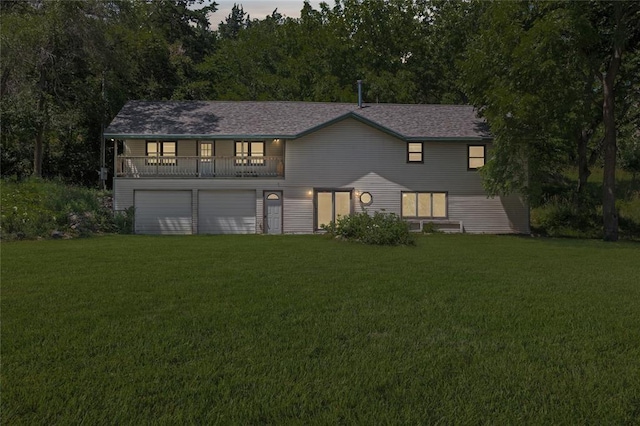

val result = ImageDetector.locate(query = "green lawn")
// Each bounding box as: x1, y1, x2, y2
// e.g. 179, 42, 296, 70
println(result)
2, 235, 640, 424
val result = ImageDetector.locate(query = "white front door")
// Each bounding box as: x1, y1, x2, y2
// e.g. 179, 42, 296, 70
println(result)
264, 191, 282, 234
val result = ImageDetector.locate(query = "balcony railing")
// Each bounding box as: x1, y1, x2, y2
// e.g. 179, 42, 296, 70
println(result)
117, 156, 284, 178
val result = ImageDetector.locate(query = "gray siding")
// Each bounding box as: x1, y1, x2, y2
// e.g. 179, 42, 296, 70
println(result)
115, 118, 529, 234
282, 187, 314, 234
285, 118, 485, 192
215, 140, 233, 157
449, 195, 529, 234
282, 118, 528, 234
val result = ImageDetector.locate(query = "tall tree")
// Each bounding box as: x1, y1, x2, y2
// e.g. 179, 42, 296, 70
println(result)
461, 1, 640, 241
1, 1, 109, 179
584, 2, 640, 241
218, 3, 247, 40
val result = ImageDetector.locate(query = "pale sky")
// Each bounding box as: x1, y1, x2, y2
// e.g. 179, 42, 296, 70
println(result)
210, 0, 323, 23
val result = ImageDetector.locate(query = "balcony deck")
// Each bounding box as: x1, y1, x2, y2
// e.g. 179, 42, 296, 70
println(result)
117, 156, 284, 178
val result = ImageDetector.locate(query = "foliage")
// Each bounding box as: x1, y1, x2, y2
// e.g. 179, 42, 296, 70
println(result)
112, 206, 135, 235
420, 221, 442, 234
531, 198, 601, 239
0, 0, 218, 183
530, 168, 640, 240
619, 127, 640, 179
0, 178, 126, 240
322, 211, 415, 246
3, 235, 640, 423
461, 2, 596, 202
1, 0, 637, 241
0, 0, 485, 182
461, 1, 640, 241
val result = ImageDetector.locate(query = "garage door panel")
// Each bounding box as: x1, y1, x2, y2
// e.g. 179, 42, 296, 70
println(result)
199, 191, 256, 234
135, 191, 192, 235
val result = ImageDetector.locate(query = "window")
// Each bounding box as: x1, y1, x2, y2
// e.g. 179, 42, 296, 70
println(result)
315, 190, 352, 229
401, 192, 447, 218
235, 141, 265, 165
359, 192, 373, 205
199, 142, 213, 162
468, 145, 486, 170
407, 142, 423, 163
146, 141, 176, 165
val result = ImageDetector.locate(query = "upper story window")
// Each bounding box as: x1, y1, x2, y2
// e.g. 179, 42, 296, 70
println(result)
407, 142, 423, 163
235, 141, 265, 165
146, 141, 176, 165
199, 142, 213, 162
468, 145, 486, 170
401, 192, 447, 218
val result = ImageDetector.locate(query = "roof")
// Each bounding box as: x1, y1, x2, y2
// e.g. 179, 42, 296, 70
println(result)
104, 101, 491, 141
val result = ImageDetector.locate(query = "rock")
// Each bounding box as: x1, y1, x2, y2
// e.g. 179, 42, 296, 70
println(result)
51, 230, 65, 239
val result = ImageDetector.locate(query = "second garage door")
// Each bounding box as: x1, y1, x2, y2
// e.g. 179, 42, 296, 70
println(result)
198, 191, 256, 234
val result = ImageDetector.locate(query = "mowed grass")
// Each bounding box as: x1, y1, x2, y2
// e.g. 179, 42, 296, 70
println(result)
2, 235, 640, 424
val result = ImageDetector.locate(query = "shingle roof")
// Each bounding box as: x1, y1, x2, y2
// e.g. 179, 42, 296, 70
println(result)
104, 101, 490, 141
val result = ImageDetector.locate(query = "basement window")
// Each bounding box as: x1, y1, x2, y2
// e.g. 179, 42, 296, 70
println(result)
401, 192, 447, 218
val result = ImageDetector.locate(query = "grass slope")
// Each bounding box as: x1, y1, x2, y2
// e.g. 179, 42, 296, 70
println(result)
0, 178, 131, 240
3, 235, 640, 423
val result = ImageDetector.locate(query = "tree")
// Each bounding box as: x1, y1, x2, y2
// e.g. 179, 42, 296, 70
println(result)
461, 1, 640, 241
584, 1, 640, 241
1, 1, 110, 179
218, 3, 247, 40
1, 0, 219, 183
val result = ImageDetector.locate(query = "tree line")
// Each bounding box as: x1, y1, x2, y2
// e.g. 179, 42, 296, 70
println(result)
1, 0, 638, 240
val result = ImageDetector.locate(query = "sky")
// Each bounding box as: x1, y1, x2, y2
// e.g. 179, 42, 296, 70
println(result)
209, 0, 323, 23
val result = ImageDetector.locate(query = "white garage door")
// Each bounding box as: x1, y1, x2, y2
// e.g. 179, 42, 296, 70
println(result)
134, 190, 192, 235
198, 191, 256, 234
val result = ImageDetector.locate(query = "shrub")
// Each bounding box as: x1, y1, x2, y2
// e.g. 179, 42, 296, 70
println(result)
113, 206, 135, 234
531, 197, 601, 238
0, 178, 121, 240
322, 211, 415, 246
617, 193, 640, 240
421, 221, 442, 234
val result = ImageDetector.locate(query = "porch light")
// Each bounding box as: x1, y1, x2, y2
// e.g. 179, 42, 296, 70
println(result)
273, 138, 281, 144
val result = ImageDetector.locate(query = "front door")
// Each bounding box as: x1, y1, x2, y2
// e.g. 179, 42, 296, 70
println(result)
264, 191, 282, 234
199, 142, 214, 176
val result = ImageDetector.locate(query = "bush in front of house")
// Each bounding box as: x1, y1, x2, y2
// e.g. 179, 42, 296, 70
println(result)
322, 211, 415, 246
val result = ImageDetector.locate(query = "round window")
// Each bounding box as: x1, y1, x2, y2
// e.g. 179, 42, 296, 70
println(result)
359, 192, 373, 205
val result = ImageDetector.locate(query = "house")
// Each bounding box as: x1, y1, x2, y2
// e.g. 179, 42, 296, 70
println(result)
104, 100, 530, 235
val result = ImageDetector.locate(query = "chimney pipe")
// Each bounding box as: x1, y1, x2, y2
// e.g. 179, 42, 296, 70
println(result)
357, 80, 363, 108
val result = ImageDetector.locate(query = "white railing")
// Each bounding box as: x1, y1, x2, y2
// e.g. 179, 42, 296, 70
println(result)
117, 156, 284, 178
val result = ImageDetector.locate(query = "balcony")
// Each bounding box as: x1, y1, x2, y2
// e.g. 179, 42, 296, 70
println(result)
117, 156, 284, 178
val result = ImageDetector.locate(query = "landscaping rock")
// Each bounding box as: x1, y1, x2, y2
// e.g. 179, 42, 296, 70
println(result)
51, 230, 65, 239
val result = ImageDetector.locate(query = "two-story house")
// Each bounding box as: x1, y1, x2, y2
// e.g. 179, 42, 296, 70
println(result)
104, 101, 529, 235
